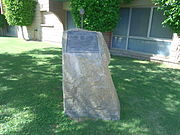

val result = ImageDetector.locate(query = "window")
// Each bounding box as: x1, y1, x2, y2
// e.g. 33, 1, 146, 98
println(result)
112, 7, 173, 56
114, 8, 130, 36
128, 38, 171, 56
130, 8, 150, 37
150, 9, 173, 39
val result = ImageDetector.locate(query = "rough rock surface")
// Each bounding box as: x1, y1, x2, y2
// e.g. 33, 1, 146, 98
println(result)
62, 29, 120, 120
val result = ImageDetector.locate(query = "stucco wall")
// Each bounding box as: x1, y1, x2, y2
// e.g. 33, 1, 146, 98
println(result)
39, 0, 49, 11
17, 0, 65, 44
17, 0, 42, 40
41, 11, 63, 44
49, 0, 66, 28
169, 34, 180, 63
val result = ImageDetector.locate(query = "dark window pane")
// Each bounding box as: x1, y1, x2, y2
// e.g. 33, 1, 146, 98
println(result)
130, 8, 151, 37
113, 8, 130, 36
67, 11, 76, 29
112, 36, 127, 49
150, 9, 173, 39
128, 38, 171, 56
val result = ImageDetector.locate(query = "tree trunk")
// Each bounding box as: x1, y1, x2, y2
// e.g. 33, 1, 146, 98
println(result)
20, 26, 26, 40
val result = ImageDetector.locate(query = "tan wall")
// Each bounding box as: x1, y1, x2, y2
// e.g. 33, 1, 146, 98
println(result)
17, 0, 42, 40
49, 1, 66, 29
169, 34, 180, 63
41, 12, 63, 44
63, 2, 70, 11
17, 0, 65, 45
39, 0, 49, 11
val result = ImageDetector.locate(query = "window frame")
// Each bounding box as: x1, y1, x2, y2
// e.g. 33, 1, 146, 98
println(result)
112, 7, 173, 51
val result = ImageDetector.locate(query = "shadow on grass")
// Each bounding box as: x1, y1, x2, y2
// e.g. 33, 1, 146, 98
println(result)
0, 48, 64, 134
0, 48, 180, 135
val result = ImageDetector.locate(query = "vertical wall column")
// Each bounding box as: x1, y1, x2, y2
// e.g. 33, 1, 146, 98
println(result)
170, 34, 180, 63
102, 32, 112, 49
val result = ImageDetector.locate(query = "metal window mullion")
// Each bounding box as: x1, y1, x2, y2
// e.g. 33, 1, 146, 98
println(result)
147, 7, 153, 38
125, 8, 132, 50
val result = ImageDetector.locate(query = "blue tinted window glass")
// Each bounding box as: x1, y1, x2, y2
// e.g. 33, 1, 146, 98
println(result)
128, 38, 171, 56
113, 8, 130, 36
150, 8, 173, 39
112, 36, 127, 49
67, 11, 76, 29
130, 8, 151, 37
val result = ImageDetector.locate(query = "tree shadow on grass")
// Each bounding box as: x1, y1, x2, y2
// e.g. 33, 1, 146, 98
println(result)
109, 56, 180, 135
0, 49, 180, 135
0, 48, 64, 134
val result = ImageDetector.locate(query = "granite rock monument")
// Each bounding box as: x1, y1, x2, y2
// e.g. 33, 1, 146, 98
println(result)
62, 29, 120, 120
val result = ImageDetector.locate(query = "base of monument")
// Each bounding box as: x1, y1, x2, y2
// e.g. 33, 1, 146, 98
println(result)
65, 114, 120, 122
64, 109, 120, 121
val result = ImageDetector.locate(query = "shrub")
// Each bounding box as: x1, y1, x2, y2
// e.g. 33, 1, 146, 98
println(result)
70, 0, 122, 32
0, 14, 6, 28
153, 0, 180, 34
3, 0, 37, 26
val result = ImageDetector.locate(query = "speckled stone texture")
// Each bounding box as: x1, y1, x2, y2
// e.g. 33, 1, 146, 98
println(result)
62, 29, 120, 120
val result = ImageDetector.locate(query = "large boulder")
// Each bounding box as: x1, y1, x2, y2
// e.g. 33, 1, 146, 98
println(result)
62, 29, 120, 120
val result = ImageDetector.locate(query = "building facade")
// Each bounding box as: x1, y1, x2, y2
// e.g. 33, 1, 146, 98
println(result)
65, 0, 180, 63
1, 0, 66, 44
1, 0, 179, 63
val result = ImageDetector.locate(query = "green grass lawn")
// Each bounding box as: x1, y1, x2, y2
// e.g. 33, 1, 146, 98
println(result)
0, 37, 180, 135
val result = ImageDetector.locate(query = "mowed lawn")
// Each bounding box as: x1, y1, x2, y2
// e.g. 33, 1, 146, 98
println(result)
0, 37, 180, 135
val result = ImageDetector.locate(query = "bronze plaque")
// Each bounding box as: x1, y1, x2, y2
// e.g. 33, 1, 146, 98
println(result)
67, 31, 99, 53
